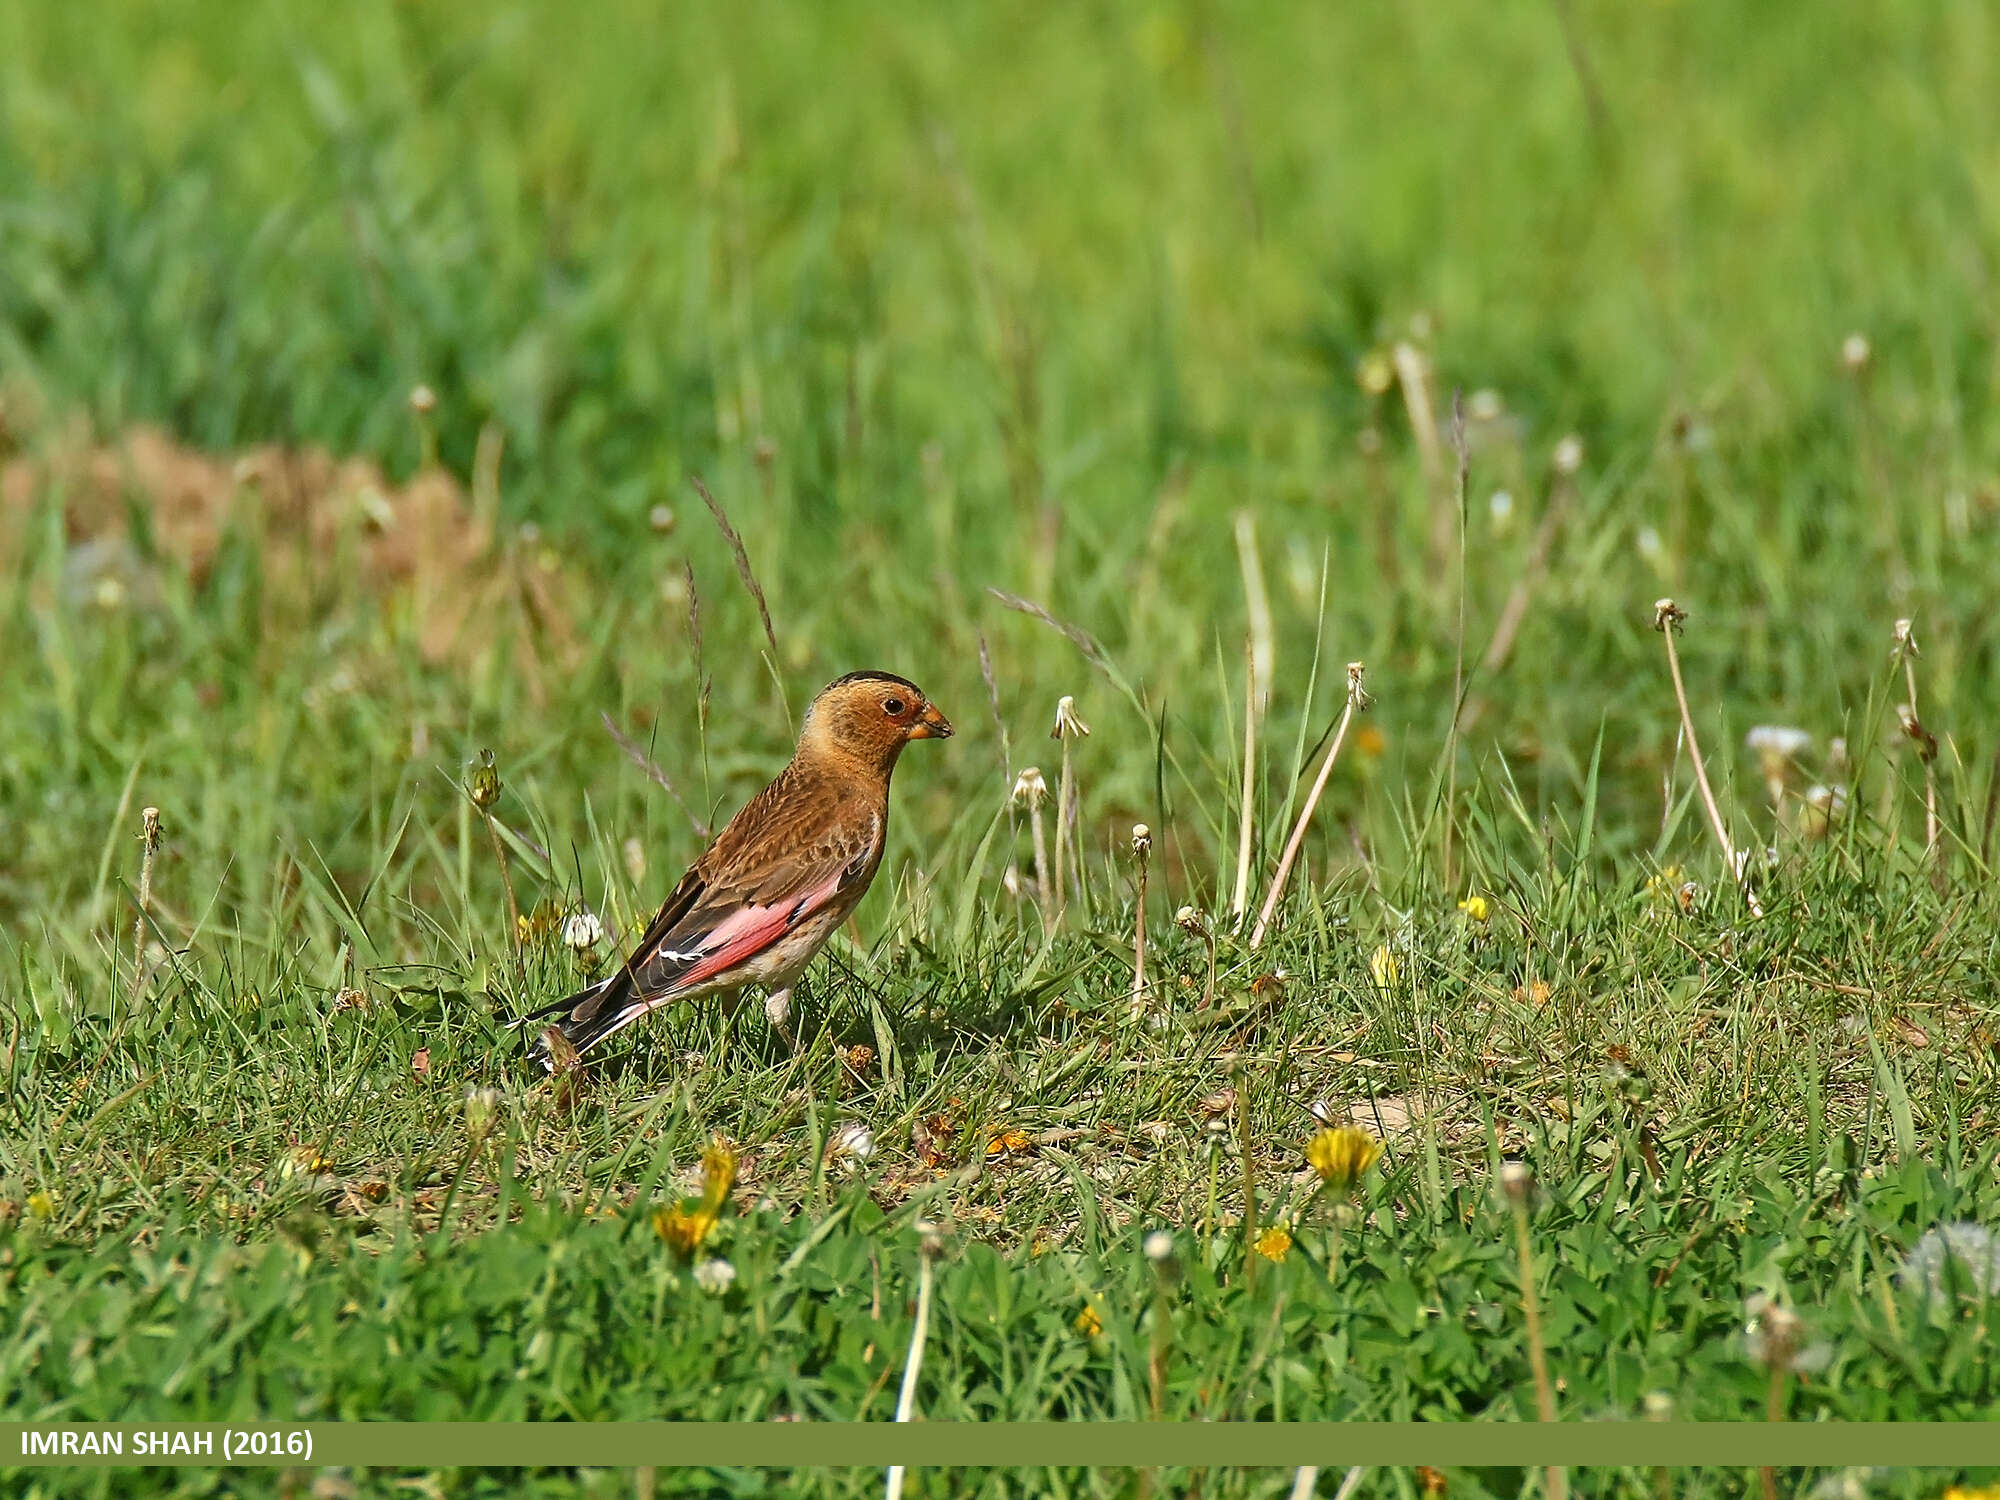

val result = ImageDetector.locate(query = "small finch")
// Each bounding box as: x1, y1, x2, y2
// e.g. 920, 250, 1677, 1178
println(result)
522, 672, 951, 1066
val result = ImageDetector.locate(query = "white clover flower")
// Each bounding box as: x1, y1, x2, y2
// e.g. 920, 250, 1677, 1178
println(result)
693, 1258, 737, 1294
1552, 434, 1584, 475
1143, 1230, 1176, 1263
562, 911, 604, 952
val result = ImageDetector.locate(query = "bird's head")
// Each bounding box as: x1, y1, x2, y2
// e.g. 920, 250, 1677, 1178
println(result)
798, 670, 953, 774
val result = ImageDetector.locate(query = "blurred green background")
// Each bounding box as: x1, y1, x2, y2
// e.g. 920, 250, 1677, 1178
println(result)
2, 0, 1998, 941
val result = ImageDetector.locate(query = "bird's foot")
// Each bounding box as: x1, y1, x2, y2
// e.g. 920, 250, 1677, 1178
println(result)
764, 986, 800, 1054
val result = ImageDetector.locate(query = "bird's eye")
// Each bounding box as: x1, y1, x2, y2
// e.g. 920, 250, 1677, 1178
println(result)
883, 697, 906, 716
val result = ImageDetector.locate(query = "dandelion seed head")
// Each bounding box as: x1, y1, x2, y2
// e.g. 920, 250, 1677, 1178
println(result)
562, 911, 604, 952
1050, 695, 1091, 740
1746, 726, 1812, 760
829, 1122, 876, 1163
1900, 1222, 2000, 1302
1011, 767, 1048, 807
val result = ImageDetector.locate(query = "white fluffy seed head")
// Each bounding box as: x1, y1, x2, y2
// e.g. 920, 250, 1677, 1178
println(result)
562, 911, 604, 952
693, 1258, 737, 1294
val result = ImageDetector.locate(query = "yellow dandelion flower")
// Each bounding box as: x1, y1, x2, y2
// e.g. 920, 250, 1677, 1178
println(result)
26, 1191, 55, 1222
1642, 866, 1685, 903
1254, 1224, 1293, 1262
652, 1139, 738, 1258
986, 1128, 1033, 1158
1943, 1488, 2000, 1500
1356, 724, 1389, 760
1513, 979, 1552, 1008
1369, 945, 1400, 990
1306, 1126, 1384, 1196
1074, 1303, 1104, 1338
1458, 895, 1490, 923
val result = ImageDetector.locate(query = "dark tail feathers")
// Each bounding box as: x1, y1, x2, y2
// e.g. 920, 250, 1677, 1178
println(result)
515, 976, 630, 1071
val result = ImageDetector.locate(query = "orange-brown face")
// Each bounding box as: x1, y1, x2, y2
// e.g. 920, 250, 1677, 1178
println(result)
802, 672, 953, 769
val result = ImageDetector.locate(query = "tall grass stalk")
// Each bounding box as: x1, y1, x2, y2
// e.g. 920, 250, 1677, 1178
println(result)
1652, 600, 1759, 916
130, 805, 161, 1000
883, 1226, 941, 1500
1251, 663, 1367, 948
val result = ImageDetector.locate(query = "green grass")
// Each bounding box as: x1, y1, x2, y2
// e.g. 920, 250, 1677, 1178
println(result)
4, 1, 2000, 1497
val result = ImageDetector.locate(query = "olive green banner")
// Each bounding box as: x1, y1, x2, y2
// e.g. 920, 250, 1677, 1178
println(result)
5, 1423, 1999, 1469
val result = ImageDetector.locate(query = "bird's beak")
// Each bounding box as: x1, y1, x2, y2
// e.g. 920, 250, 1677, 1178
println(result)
909, 702, 954, 740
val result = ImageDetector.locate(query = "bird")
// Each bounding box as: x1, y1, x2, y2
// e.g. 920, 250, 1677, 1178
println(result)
522, 671, 952, 1068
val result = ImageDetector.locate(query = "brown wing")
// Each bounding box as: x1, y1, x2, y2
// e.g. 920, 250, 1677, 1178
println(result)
552, 764, 885, 1038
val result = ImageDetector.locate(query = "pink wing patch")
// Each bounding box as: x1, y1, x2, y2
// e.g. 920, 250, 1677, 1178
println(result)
666, 870, 849, 992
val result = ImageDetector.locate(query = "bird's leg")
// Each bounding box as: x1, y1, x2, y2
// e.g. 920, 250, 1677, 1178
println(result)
764, 986, 799, 1053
